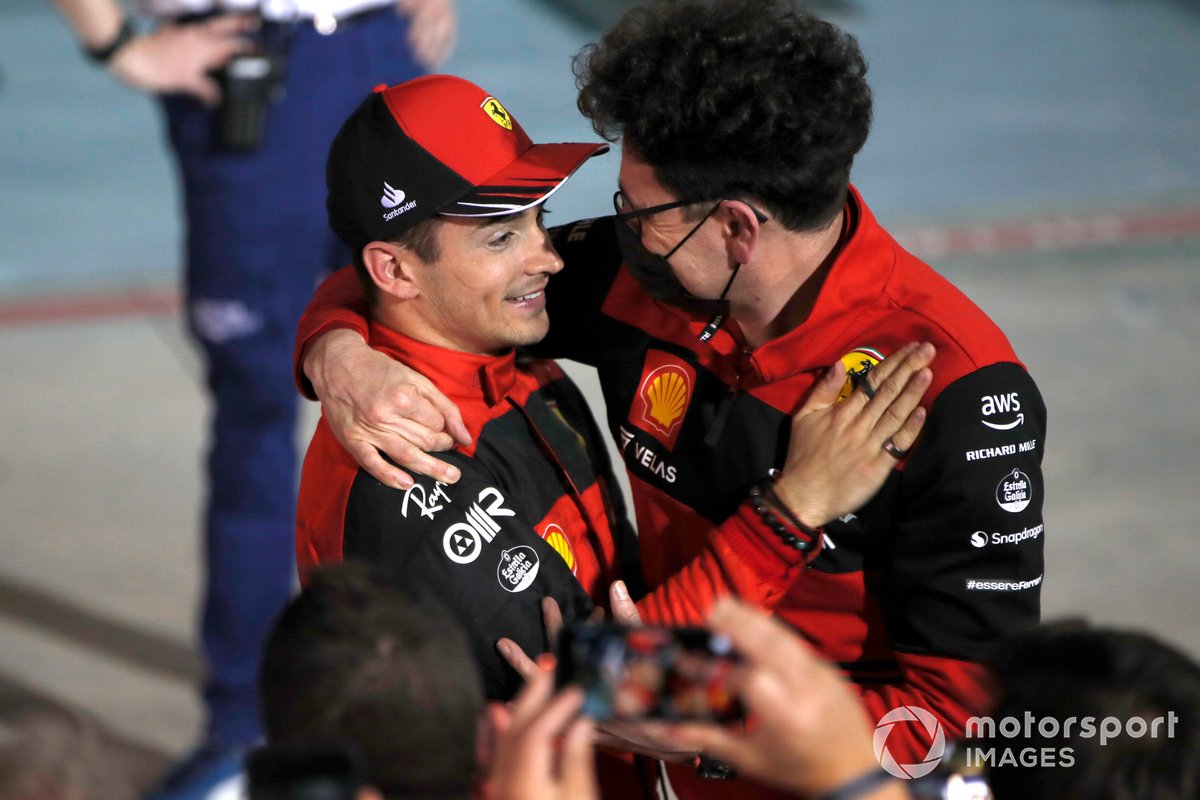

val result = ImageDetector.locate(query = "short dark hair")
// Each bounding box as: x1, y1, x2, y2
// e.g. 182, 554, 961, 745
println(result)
353, 216, 443, 306
983, 621, 1200, 800
575, 0, 871, 231
259, 562, 483, 800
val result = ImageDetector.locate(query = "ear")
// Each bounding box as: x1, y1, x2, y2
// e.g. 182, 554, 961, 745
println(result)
719, 200, 763, 265
362, 240, 422, 301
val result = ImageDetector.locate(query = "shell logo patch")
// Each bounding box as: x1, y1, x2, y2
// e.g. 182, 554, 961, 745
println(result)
480, 96, 513, 130
836, 347, 885, 403
542, 523, 577, 575
630, 350, 696, 450
647, 370, 689, 430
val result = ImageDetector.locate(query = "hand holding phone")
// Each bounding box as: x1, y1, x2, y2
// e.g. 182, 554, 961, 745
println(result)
556, 622, 742, 722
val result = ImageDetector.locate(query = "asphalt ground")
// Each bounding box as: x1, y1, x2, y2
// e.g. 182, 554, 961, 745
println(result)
1, 0, 1199, 791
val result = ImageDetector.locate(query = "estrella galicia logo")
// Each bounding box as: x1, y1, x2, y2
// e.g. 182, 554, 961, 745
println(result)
874, 706, 946, 779
996, 468, 1033, 513
497, 546, 540, 592
380, 181, 406, 209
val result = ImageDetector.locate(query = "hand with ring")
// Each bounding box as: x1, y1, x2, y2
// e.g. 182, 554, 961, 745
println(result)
771, 341, 935, 528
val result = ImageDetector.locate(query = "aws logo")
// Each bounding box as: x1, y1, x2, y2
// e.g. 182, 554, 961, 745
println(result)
629, 350, 696, 450
836, 347, 884, 403
541, 523, 577, 575
981, 392, 1024, 431
480, 96, 512, 130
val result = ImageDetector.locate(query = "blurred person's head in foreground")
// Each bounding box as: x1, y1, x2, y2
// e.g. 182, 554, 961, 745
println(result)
259, 561, 484, 800
325, 74, 606, 355
0, 707, 148, 800
982, 621, 1200, 800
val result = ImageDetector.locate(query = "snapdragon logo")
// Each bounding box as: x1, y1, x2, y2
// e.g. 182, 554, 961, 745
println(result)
873, 706, 946, 779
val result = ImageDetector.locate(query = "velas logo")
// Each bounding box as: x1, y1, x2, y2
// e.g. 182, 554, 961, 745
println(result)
836, 347, 884, 403
873, 706, 946, 779
629, 350, 696, 450
480, 96, 513, 130
542, 523, 577, 575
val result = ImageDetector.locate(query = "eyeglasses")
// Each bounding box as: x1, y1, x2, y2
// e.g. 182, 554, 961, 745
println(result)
612, 191, 711, 234
613, 190, 769, 234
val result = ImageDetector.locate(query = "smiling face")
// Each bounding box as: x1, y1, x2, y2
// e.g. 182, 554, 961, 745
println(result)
395, 207, 563, 355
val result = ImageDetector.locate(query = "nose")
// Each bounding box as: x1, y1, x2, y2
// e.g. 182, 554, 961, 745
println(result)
527, 224, 564, 276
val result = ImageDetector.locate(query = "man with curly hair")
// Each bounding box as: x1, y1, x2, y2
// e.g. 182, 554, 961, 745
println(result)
293, 2, 1047, 798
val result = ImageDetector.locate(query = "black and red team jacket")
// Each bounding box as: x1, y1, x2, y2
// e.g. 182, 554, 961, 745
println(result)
296, 323, 813, 702
295, 186, 1046, 796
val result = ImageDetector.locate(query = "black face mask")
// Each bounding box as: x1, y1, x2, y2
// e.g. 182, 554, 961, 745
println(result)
612, 206, 731, 316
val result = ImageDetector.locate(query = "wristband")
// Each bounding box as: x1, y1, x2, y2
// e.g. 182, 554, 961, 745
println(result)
86, 17, 138, 64
819, 767, 897, 800
747, 483, 812, 551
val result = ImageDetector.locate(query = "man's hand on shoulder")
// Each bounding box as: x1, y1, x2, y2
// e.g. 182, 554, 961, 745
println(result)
306, 329, 472, 490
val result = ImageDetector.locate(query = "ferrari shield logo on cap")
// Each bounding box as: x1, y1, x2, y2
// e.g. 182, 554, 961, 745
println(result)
480, 96, 513, 130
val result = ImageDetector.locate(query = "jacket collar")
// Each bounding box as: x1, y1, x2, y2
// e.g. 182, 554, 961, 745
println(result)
368, 322, 518, 407
745, 185, 899, 382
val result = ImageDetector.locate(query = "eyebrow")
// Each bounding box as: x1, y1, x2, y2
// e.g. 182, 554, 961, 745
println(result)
479, 209, 535, 228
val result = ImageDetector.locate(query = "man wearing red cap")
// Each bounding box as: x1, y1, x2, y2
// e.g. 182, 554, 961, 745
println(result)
299, 74, 933, 712
294, 3, 1046, 798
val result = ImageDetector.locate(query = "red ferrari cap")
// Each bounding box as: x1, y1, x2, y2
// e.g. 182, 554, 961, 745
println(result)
327, 75, 609, 250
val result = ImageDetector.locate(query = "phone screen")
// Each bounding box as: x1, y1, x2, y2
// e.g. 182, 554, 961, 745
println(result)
557, 623, 742, 721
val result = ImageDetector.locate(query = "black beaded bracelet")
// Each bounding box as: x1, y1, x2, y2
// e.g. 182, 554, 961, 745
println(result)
86, 17, 138, 64
819, 767, 897, 800
761, 479, 823, 539
747, 482, 819, 553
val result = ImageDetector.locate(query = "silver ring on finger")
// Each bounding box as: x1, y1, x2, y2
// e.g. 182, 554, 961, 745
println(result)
882, 437, 908, 459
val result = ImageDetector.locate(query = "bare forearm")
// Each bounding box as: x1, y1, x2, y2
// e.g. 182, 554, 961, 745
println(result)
52, 0, 126, 50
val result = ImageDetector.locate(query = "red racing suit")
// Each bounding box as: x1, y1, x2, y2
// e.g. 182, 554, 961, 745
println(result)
295, 187, 1046, 799
297, 322, 814, 702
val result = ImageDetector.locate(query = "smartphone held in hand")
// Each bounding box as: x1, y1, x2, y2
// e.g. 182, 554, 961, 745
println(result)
557, 622, 742, 722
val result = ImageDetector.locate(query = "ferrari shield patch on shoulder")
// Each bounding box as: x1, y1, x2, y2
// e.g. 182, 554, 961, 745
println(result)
836, 347, 885, 403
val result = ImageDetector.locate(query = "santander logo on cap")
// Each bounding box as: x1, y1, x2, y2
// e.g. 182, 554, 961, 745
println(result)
380, 181, 406, 209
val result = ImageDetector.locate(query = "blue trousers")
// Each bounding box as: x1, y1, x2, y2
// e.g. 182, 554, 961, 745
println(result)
161, 9, 421, 747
